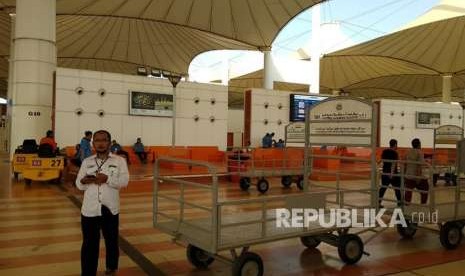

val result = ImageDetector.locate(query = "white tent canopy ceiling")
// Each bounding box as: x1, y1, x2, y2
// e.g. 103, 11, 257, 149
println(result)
322, 0, 465, 101
0, 0, 325, 75
224, 0, 465, 107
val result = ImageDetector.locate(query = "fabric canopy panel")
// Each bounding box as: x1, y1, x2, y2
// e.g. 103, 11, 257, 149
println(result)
0, 0, 325, 76
344, 73, 465, 101
226, 69, 331, 108
321, 4, 465, 101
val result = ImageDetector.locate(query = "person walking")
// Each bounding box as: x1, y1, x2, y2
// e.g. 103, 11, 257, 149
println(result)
404, 138, 429, 204
379, 139, 402, 207
76, 130, 129, 276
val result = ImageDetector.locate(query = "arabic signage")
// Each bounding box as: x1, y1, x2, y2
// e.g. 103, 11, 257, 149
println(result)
308, 98, 373, 146
310, 99, 371, 121
310, 122, 372, 136
129, 91, 173, 117
285, 122, 305, 143
434, 125, 463, 144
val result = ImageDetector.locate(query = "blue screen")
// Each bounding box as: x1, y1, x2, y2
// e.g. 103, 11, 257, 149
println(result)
289, 94, 326, 122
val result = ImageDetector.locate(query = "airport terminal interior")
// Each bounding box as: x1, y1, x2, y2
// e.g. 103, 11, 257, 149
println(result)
1, 0, 465, 275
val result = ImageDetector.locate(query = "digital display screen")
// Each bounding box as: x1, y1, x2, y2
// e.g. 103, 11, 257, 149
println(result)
289, 94, 327, 121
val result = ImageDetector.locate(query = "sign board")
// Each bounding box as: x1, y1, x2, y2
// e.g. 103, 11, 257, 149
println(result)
285, 122, 305, 143
307, 98, 373, 146
129, 91, 173, 117
416, 112, 440, 129
434, 125, 463, 145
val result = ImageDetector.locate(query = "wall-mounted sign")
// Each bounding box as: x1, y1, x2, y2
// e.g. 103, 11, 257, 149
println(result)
434, 125, 463, 144
416, 112, 440, 129
129, 91, 173, 117
307, 98, 373, 146
28, 111, 41, 117
310, 100, 371, 121
285, 122, 305, 143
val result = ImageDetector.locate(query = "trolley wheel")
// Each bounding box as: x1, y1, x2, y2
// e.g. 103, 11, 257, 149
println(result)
338, 234, 364, 265
239, 177, 251, 191
296, 176, 304, 190
281, 175, 292, 188
300, 236, 321, 248
257, 178, 269, 194
186, 244, 214, 269
397, 220, 417, 239
440, 222, 463, 250
232, 252, 264, 276
24, 179, 32, 185
14, 172, 19, 180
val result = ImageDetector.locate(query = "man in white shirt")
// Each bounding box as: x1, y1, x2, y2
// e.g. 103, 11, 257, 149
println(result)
76, 130, 129, 276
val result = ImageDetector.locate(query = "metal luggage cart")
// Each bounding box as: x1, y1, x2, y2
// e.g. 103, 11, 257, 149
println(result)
378, 156, 465, 249
153, 97, 384, 275
431, 125, 463, 186
154, 157, 378, 276
226, 147, 306, 194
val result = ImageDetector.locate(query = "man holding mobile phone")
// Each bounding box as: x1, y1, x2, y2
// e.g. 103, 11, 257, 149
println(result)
76, 130, 129, 276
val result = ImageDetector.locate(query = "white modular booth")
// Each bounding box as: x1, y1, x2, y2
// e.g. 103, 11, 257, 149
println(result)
238, 88, 464, 149
54, 68, 228, 150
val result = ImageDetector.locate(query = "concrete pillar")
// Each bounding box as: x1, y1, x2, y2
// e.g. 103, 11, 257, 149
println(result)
221, 54, 229, 85
309, 3, 321, 94
442, 74, 452, 103
263, 49, 273, 90
9, 0, 56, 155
5, 11, 15, 154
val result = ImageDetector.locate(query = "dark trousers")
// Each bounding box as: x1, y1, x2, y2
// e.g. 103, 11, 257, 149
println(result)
379, 175, 402, 204
81, 205, 119, 276
405, 178, 429, 204
135, 152, 147, 163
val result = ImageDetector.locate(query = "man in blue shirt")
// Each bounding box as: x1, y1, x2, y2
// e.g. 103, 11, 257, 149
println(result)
262, 133, 270, 148
111, 140, 130, 164
80, 131, 93, 162
133, 138, 147, 164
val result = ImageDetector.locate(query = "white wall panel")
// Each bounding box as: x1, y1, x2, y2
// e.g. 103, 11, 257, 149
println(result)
55, 68, 227, 150
249, 88, 294, 147
379, 99, 463, 148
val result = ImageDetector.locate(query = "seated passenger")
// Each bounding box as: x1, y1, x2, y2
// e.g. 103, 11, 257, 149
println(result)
40, 130, 57, 153
111, 140, 130, 164
133, 137, 148, 164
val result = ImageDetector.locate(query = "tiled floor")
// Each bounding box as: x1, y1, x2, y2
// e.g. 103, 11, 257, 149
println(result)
0, 152, 464, 275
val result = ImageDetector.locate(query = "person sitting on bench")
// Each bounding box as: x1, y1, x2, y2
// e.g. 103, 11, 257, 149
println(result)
111, 140, 130, 164
133, 138, 147, 164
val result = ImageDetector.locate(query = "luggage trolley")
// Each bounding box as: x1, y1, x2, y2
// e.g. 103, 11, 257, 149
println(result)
432, 125, 463, 186
379, 135, 465, 249
153, 97, 383, 276
230, 122, 307, 194
395, 159, 465, 249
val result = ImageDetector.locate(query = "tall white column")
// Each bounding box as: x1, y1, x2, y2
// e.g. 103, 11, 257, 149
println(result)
9, 0, 56, 155
221, 53, 229, 86
442, 74, 452, 103
5, 11, 15, 154
309, 4, 321, 94
263, 49, 273, 90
